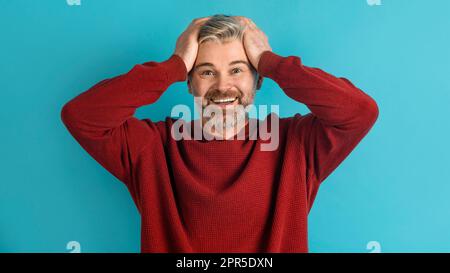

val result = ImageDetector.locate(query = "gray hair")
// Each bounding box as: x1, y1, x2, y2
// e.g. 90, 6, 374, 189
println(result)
198, 14, 245, 44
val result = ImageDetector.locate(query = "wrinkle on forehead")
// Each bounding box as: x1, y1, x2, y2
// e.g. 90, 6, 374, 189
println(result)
195, 39, 250, 69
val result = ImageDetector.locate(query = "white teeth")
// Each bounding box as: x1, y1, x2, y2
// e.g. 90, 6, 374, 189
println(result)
212, 97, 237, 103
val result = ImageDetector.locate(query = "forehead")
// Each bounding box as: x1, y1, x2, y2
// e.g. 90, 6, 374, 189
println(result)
195, 39, 249, 66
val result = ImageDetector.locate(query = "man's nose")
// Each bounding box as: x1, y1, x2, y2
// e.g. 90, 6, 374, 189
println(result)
214, 74, 233, 92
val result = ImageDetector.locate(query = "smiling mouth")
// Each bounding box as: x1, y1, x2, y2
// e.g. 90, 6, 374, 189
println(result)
210, 97, 239, 105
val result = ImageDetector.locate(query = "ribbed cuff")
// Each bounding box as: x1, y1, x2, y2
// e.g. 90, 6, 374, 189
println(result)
257, 51, 284, 79
159, 54, 188, 83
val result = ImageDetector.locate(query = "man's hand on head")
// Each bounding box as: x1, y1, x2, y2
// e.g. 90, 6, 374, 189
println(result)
234, 16, 272, 70
174, 17, 210, 74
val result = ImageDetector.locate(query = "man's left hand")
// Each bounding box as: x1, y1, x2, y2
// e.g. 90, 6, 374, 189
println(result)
235, 16, 272, 70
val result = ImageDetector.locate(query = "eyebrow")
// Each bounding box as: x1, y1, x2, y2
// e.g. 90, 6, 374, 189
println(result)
194, 60, 250, 70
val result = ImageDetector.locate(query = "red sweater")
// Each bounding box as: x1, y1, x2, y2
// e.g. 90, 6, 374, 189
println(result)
61, 51, 378, 253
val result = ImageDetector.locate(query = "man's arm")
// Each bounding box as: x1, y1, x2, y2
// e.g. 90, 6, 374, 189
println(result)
61, 55, 187, 188
60, 17, 208, 194
237, 16, 378, 208
257, 51, 379, 209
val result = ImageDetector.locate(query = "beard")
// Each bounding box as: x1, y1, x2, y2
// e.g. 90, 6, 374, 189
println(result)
205, 106, 248, 132
202, 88, 254, 131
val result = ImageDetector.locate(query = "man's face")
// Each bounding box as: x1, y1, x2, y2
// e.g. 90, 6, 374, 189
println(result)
188, 39, 262, 110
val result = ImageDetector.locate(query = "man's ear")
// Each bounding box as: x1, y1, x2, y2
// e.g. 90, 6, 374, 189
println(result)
256, 75, 264, 90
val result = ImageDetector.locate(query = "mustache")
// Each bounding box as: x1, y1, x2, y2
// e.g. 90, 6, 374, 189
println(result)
204, 89, 243, 101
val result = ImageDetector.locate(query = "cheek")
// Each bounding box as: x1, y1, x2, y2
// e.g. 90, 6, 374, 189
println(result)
191, 80, 210, 97
236, 76, 257, 93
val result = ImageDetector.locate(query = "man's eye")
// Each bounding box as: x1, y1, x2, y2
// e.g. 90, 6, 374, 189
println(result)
201, 71, 214, 76
232, 68, 242, 74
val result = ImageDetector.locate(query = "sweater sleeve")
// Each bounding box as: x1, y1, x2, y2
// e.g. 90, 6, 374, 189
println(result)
258, 51, 379, 208
61, 54, 187, 191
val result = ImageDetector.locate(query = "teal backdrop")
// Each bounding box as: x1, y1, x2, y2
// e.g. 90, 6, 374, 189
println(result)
1, 0, 449, 253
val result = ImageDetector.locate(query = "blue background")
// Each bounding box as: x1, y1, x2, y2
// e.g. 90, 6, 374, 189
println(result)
1, 0, 449, 253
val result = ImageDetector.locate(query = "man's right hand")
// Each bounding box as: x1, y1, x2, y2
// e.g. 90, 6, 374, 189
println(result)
174, 17, 210, 73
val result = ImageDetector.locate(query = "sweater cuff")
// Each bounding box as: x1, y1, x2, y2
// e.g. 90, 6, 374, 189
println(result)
257, 51, 284, 79
159, 54, 188, 83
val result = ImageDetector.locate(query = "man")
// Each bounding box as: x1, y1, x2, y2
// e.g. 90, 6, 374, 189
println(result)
61, 14, 379, 253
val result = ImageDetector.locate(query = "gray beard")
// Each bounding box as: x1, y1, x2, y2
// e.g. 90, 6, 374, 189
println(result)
202, 106, 248, 132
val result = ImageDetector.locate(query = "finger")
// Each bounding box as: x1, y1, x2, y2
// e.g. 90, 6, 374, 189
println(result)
186, 17, 210, 33
247, 19, 258, 29
235, 16, 251, 27
244, 23, 257, 32
192, 17, 210, 25
242, 19, 258, 32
